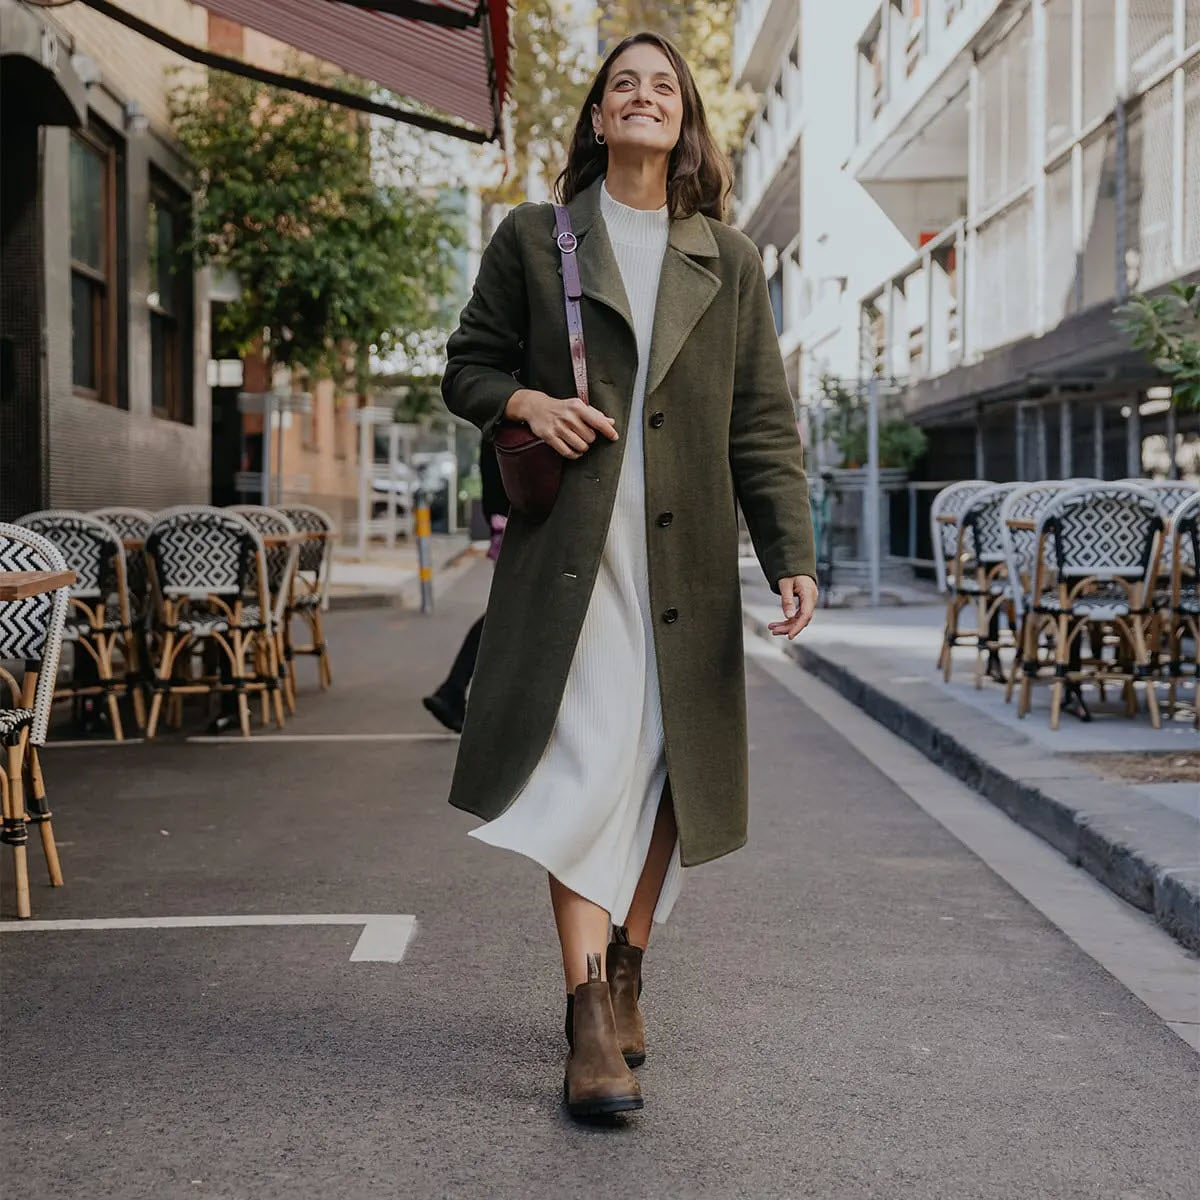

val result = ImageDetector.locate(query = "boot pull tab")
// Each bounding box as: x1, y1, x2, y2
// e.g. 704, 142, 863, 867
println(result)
586, 951, 602, 982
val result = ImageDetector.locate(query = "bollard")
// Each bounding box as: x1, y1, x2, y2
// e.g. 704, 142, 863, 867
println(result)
415, 494, 434, 614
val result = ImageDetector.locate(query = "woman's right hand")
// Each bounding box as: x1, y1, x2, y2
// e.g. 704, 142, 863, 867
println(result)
506, 389, 619, 459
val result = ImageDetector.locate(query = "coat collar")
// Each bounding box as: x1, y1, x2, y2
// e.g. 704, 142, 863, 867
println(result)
566, 177, 722, 397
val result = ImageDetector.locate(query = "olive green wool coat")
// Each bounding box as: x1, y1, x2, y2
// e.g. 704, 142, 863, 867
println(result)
441, 177, 815, 868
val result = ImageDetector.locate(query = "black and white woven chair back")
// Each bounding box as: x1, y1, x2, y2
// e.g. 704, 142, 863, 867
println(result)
280, 504, 335, 577
1039, 483, 1163, 582
1000, 482, 1068, 616
227, 506, 297, 616
1119, 480, 1196, 521
16, 510, 122, 602
90, 507, 153, 544
930, 480, 992, 592
0, 524, 71, 745
145, 506, 261, 599
1172, 489, 1200, 575
961, 484, 1018, 565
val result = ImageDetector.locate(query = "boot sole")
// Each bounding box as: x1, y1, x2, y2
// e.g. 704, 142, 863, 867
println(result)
623, 1052, 645, 1068
562, 1078, 644, 1117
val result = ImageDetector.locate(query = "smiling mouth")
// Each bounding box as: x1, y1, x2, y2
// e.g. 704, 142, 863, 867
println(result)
622, 113, 661, 123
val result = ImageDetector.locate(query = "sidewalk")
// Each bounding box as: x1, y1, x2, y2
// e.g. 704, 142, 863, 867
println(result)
327, 532, 474, 609
743, 584, 1200, 952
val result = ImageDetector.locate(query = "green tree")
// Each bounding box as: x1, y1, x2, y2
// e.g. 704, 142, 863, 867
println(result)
1116, 283, 1200, 410
484, 0, 592, 206
169, 66, 461, 388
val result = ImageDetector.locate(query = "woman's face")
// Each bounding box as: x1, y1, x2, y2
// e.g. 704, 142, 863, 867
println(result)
591, 43, 684, 159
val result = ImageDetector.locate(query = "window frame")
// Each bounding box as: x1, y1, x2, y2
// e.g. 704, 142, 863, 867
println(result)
147, 168, 194, 425
70, 123, 122, 407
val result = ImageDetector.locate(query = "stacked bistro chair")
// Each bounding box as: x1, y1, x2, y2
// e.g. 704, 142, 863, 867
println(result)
930, 479, 1002, 680
948, 483, 1021, 687
228, 505, 300, 715
16, 511, 143, 738
1025, 482, 1166, 729
278, 504, 336, 691
0, 523, 71, 918
1166, 488, 1200, 723
91, 506, 155, 700
143, 506, 283, 738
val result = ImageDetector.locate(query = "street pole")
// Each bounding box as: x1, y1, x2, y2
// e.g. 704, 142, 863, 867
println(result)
261, 391, 274, 507
357, 411, 371, 559
866, 376, 881, 608
415, 492, 434, 614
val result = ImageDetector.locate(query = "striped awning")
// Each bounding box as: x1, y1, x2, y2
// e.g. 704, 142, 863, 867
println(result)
80, 0, 510, 142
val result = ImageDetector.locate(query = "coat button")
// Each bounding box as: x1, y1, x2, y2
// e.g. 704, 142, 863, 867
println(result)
649, 411, 665, 429
662, 607, 678, 624
656, 512, 673, 527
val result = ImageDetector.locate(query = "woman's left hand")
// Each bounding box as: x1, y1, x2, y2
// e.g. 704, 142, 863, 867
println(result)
768, 575, 818, 640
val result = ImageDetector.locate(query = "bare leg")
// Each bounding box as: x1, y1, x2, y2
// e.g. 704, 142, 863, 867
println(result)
622, 791, 678, 951
549, 874, 611, 992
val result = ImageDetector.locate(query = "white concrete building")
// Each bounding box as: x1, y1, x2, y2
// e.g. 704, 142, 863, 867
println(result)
735, 0, 1200, 483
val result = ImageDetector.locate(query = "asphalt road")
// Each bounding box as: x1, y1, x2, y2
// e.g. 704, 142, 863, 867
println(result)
2, 563, 1197, 1199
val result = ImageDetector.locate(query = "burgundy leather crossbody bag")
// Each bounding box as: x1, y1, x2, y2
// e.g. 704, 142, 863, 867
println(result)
492, 205, 589, 524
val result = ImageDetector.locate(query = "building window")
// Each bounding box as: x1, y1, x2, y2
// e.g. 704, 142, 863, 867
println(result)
70, 123, 123, 405
148, 171, 193, 424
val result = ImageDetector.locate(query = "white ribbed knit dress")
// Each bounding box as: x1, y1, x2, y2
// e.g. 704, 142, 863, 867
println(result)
469, 182, 683, 927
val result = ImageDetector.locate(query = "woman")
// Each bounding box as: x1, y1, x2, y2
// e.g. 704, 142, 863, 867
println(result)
441, 32, 818, 1119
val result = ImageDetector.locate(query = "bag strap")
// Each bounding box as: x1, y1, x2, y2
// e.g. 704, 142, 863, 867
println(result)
552, 204, 589, 408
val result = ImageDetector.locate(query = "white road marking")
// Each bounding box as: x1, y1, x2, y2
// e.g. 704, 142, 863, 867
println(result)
46, 739, 146, 749
185, 732, 457, 744
745, 630, 1200, 1055
0, 913, 417, 963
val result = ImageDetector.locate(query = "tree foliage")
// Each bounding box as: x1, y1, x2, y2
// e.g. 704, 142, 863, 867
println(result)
1116, 283, 1200, 410
817, 374, 928, 472
169, 66, 462, 387
484, 0, 592, 207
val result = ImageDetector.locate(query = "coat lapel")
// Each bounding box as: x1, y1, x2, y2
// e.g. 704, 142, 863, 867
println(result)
566, 177, 723, 395
567, 179, 634, 338
644, 212, 721, 399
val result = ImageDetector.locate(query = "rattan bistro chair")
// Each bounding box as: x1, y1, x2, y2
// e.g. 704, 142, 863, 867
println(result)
144, 506, 283, 739
930, 479, 996, 679
1027, 483, 1166, 729
949, 483, 1020, 687
278, 504, 336, 691
228, 505, 300, 714
16, 511, 143, 738
1166, 489, 1200, 724
0, 523, 71, 918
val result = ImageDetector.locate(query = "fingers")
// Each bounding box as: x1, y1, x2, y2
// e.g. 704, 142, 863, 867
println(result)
579, 404, 620, 441
779, 576, 797, 620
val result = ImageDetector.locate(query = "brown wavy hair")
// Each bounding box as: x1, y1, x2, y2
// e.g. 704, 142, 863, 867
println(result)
554, 32, 731, 222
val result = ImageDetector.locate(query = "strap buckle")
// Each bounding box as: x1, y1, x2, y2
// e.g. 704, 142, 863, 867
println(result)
556, 231, 577, 253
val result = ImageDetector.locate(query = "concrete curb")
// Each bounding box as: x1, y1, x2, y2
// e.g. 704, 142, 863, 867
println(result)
743, 607, 1200, 954
326, 548, 485, 613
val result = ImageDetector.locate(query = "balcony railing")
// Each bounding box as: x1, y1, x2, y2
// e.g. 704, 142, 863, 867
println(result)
856, 0, 994, 147
735, 45, 802, 223
733, 0, 774, 84
860, 221, 966, 383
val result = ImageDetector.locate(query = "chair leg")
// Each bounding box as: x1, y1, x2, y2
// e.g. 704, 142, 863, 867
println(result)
145, 629, 176, 739
93, 634, 125, 742
1049, 615, 1070, 730
25, 746, 63, 887
1131, 620, 1161, 730
5, 742, 32, 918
125, 630, 148, 732
942, 596, 961, 683
313, 609, 333, 689
278, 633, 296, 715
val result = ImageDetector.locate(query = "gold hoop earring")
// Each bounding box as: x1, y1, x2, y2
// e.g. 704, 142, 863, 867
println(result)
594, 131, 606, 146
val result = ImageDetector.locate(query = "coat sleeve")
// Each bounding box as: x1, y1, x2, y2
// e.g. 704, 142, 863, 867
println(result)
729, 248, 817, 592
442, 207, 528, 441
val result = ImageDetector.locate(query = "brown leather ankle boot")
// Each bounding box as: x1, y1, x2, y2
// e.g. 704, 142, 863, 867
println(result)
563, 953, 643, 1118
606, 926, 646, 1067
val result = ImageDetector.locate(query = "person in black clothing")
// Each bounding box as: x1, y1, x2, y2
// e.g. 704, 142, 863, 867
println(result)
423, 440, 509, 733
